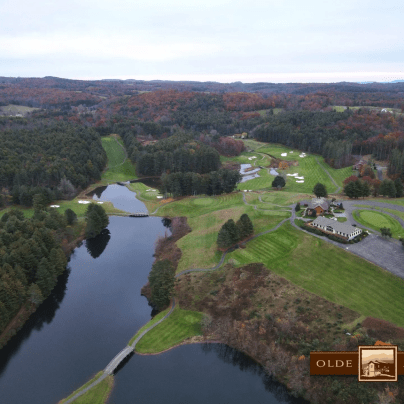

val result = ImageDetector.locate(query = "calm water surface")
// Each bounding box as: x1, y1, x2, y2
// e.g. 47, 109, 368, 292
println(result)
0, 185, 306, 404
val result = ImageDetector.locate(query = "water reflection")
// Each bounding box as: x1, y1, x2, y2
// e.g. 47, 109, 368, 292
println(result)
85, 229, 111, 259
201, 344, 308, 403
0, 268, 70, 377
161, 217, 171, 228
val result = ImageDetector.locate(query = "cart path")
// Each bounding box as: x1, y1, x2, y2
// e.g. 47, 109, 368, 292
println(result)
314, 156, 341, 193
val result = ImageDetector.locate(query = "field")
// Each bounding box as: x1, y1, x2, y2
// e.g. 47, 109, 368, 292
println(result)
225, 222, 404, 328
176, 204, 290, 273
134, 307, 203, 353
235, 140, 351, 194
59, 372, 113, 404
100, 135, 137, 184
352, 210, 404, 239
0, 104, 39, 116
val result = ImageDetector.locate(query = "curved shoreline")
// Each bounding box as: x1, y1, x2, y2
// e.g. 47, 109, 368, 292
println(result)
60, 186, 404, 403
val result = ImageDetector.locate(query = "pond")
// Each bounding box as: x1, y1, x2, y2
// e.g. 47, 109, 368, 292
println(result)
0, 184, 307, 404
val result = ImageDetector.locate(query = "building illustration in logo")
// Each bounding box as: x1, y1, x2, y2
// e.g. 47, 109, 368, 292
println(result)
359, 346, 397, 382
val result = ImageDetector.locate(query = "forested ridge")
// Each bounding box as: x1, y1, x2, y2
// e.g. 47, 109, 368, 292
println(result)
0, 121, 107, 206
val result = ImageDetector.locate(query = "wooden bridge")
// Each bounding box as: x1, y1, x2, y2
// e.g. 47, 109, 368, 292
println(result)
104, 346, 134, 375
129, 212, 149, 217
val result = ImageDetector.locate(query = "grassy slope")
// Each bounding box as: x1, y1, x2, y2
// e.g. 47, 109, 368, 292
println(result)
225, 222, 404, 328
129, 308, 170, 345
134, 307, 203, 353
59, 372, 113, 404
352, 210, 404, 239
100, 136, 137, 183
155, 192, 290, 272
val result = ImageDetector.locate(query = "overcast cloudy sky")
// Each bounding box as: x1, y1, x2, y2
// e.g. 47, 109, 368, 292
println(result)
1, 0, 402, 83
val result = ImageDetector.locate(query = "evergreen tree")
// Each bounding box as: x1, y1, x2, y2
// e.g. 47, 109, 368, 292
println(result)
295, 202, 301, 212
85, 203, 109, 238
272, 175, 286, 189
394, 178, 403, 197
65, 208, 77, 225
148, 259, 175, 310
217, 219, 240, 249
36, 257, 53, 296
380, 227, 392, 238
313, 183, 327, 198
236, 214, 254, 240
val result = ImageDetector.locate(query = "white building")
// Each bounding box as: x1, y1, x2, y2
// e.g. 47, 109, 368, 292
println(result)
311, 216, 362, 240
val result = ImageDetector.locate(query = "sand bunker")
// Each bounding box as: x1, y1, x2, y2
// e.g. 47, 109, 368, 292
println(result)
296, 176, 304, 179
97, 201, 104, 204
50, 205, 60, 208
296, 180, 305, 183
281, 153, 287, 157
287, 173, 298, 176
248, 156, 257, 160
78, 200, 91, 204
157, 196, 163, 199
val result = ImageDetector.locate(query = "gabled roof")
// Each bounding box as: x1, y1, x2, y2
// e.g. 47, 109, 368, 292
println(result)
312, 216, 359, 235
308, 198, 330, 210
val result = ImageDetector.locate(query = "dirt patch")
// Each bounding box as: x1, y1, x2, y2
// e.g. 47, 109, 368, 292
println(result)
362, 317, 404, 342
222, 161, 240, 171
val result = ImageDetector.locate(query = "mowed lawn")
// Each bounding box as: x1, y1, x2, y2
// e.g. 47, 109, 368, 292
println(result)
176, 201, 290, 273
156, 192, 245, 218
59, 372, 113, 404
134, 307, 203, 353
353, 209, 404, 239
225, 222, 404, 328
100, 135, 137, 183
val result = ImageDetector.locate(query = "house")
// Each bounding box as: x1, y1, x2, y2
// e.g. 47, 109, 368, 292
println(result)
311, 216, 362, 240
363, 360, 395, 376
306, 198, 330, 216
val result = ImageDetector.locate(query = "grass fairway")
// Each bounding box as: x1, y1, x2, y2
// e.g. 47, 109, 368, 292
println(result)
135, 307, 203, 353
59, 372, 113, 404
155, 193, 245, 218
225, 222, 404, 328
353, 209, 404, 239
129, 308, 170, 345
100, 135, 137, 184
176, 203, 290, 273
237, 168, 273, 191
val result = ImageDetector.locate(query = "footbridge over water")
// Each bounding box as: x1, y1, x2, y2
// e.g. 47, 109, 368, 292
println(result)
104, 346, 134, 375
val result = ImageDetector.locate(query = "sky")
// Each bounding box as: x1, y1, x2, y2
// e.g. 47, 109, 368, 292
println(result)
0, 0, 403, 83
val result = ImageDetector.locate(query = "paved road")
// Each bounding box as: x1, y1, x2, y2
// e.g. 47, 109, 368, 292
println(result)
290, 204, 404, 279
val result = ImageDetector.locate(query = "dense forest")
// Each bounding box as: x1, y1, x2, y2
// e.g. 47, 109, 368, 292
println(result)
0, 121, 107, 206
0, 208, 69, 345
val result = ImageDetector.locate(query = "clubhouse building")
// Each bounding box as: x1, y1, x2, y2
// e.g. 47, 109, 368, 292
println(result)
311, 216, 362, 240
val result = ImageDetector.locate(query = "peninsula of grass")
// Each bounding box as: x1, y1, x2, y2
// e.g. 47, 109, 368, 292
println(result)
225, 221, 404, 328
134, 307, 204, 354
100, 135, 137, 184
352, 209, 404, 239
59, 372, 113, 404
129, 307, 170, 346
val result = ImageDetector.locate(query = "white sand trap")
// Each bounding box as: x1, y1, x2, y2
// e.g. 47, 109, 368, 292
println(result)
296, 180, 305, 183
50, 205, 60, 208
299, 155, 306, 158
296, 176, 304, 179
157, 196, 163, 199
281, 153, 287, 157
288, 173, 298, 176
97, 201, 104, 204
78, 200, 91, 204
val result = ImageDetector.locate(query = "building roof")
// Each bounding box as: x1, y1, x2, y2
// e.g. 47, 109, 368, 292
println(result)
312, 216, 360, 235
308, 198, 330, 210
